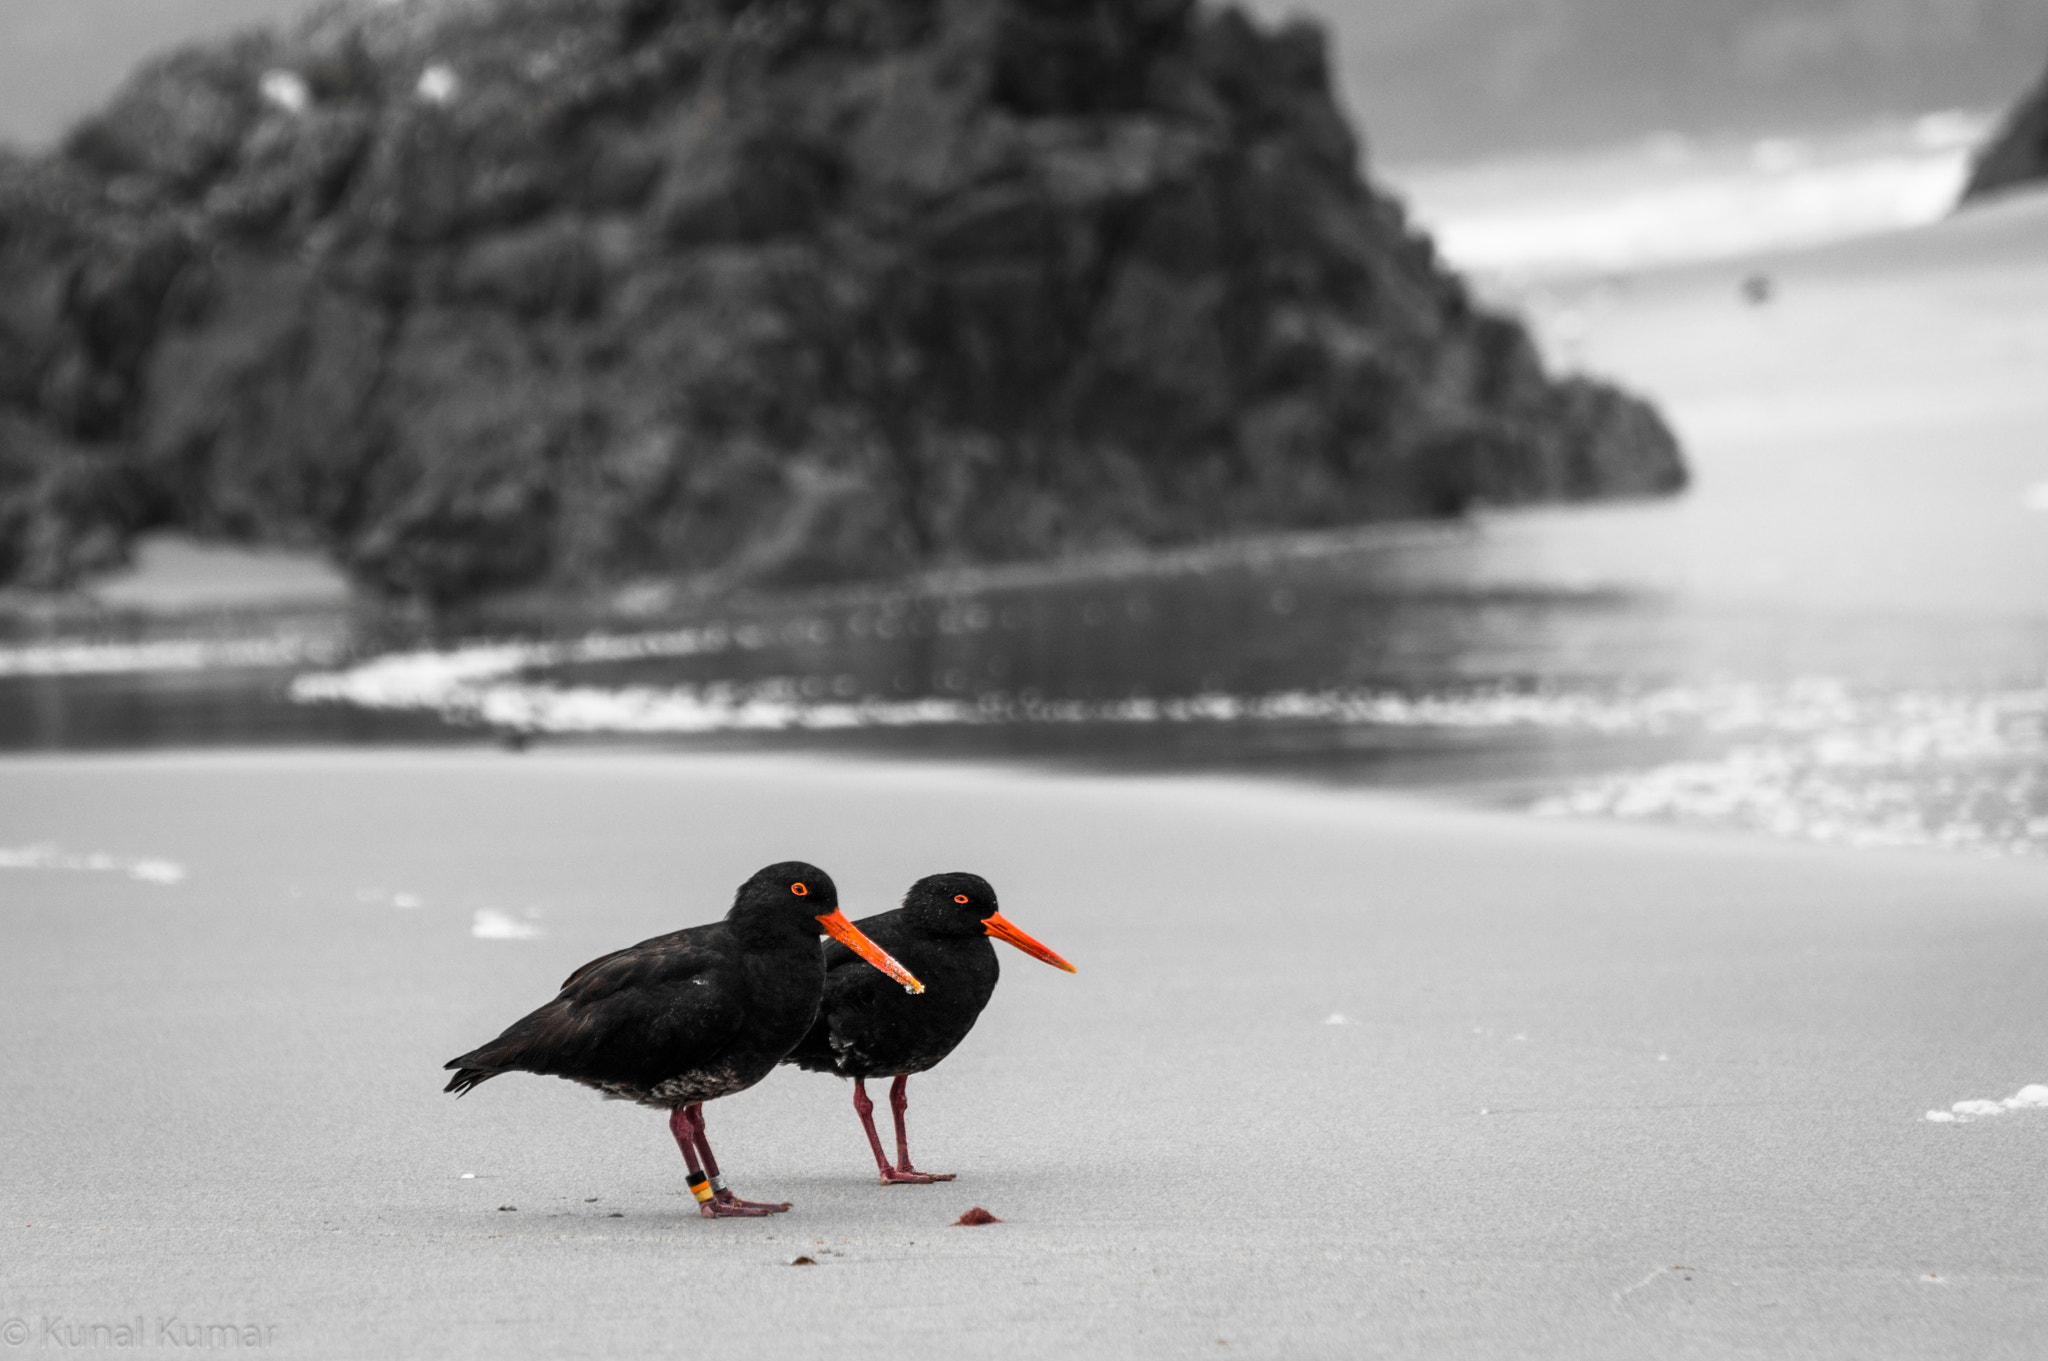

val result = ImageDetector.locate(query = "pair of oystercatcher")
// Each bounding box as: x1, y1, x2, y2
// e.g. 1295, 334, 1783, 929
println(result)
442, 862, 1074, 1216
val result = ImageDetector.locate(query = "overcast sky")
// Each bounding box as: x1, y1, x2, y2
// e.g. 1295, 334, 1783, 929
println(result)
3, 0, 2045, 164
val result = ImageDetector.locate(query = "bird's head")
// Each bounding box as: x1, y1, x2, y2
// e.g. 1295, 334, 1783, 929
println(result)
904, 872, 1077, 973
736, 862, 924, 993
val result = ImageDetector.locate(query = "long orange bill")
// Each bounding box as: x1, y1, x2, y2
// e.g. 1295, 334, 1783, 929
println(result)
817, 910, 925, 994
983, 912, 1077, 973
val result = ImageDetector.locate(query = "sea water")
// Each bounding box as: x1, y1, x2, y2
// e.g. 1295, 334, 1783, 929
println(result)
4, 495, 2043, 858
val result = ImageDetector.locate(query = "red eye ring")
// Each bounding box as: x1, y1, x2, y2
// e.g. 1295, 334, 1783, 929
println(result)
791, 883, 809, 896
954, 894, 969, 904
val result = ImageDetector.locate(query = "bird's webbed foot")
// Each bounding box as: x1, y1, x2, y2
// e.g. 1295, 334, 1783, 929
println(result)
713, 1189, 792, 1213
880, 1167, 955, 1184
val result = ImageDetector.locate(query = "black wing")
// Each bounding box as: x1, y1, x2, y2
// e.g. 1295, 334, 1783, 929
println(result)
444, 925, 747, 1093
783, 927, 891, 1073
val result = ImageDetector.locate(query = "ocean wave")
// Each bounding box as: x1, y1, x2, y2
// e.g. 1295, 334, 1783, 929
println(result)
285, 626, 735, 711
287, 636, 1772, 734
1534, 688, 2048, 855
292, 642, 2039, 739
290, 636, 2048, 856
0, 635, 342, 677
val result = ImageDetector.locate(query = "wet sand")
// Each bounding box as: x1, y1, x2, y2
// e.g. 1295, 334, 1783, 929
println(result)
2, 750, 2044, 1357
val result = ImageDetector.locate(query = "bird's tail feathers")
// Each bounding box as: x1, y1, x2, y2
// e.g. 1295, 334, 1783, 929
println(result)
443, 1065, 497, 1097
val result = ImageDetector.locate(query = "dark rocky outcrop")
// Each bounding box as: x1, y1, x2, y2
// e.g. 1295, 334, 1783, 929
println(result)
1964, 52, 2048, 201
0, 0, 1684, 605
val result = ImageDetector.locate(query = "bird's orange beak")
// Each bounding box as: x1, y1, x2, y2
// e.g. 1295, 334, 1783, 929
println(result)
983, 912, 1077, 973
817, 910, 925, 993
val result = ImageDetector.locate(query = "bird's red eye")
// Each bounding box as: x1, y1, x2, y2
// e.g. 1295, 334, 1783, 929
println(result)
954, 893, 969, 904
791, 883, 809, 896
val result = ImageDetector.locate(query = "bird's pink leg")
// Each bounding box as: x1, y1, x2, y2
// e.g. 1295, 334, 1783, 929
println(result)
886, 1075, 954, 1183
667, 1105, 738, 1219
668, 1105, 780, 1217
687, 1104, 790, 1214
852, 1078, 904, 1182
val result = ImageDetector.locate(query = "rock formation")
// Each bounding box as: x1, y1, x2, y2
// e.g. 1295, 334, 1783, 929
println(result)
0, 0, 1685, 605
1964, 52, 2048, 201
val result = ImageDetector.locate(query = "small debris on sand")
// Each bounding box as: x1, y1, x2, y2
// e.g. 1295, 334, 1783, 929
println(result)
497, 1205, 517, 1212
790, 1255, 817, 1266
608, 1213, 623, 1218
954, 1206, 1002, 1226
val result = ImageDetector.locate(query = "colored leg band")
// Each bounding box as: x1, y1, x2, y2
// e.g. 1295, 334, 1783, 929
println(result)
708, 1174, 727, 1195
687, 1171, 713, 1204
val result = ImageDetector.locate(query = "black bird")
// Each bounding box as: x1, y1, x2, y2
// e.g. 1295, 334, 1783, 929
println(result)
784, 872, 1075, 1184
443, 861, 922, 1217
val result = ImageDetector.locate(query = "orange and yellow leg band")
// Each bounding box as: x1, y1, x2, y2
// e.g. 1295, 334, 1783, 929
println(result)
687, 1171, 713, 1204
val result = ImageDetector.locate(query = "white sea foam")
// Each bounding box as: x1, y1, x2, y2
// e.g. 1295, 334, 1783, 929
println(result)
287, 627, 731, 714
297, 659, 1683, 735
1924, 1083, 2048, 1122
0, 636, 340, 678
0, 844, 186, 884
292, 637, 1868, 736
1536, 684, 2048, 856
295, 644, 2041, 741
471, 909, 542, 940
291, 635, 2048, 856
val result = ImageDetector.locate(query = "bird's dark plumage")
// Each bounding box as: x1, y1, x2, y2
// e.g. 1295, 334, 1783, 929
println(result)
784, 873, 1005, 1081
443, 860, 923, 1217
783, 871, 1074, 1183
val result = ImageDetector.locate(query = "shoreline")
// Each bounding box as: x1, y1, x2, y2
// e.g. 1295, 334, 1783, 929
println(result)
2, 739, 2044, 864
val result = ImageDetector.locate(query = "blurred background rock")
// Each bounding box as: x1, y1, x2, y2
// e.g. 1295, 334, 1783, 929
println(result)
0, 0, 1686, 605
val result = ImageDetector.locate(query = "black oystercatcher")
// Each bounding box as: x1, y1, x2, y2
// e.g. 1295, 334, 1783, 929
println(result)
443, 862, 922, 1217
784, 872, 1075, 1183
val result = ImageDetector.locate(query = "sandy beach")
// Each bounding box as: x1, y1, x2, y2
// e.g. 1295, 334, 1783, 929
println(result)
2, 749, 2044, 1357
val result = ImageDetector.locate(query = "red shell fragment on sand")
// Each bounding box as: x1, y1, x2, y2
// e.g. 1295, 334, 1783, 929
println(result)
954, 1206, 1002, 1226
